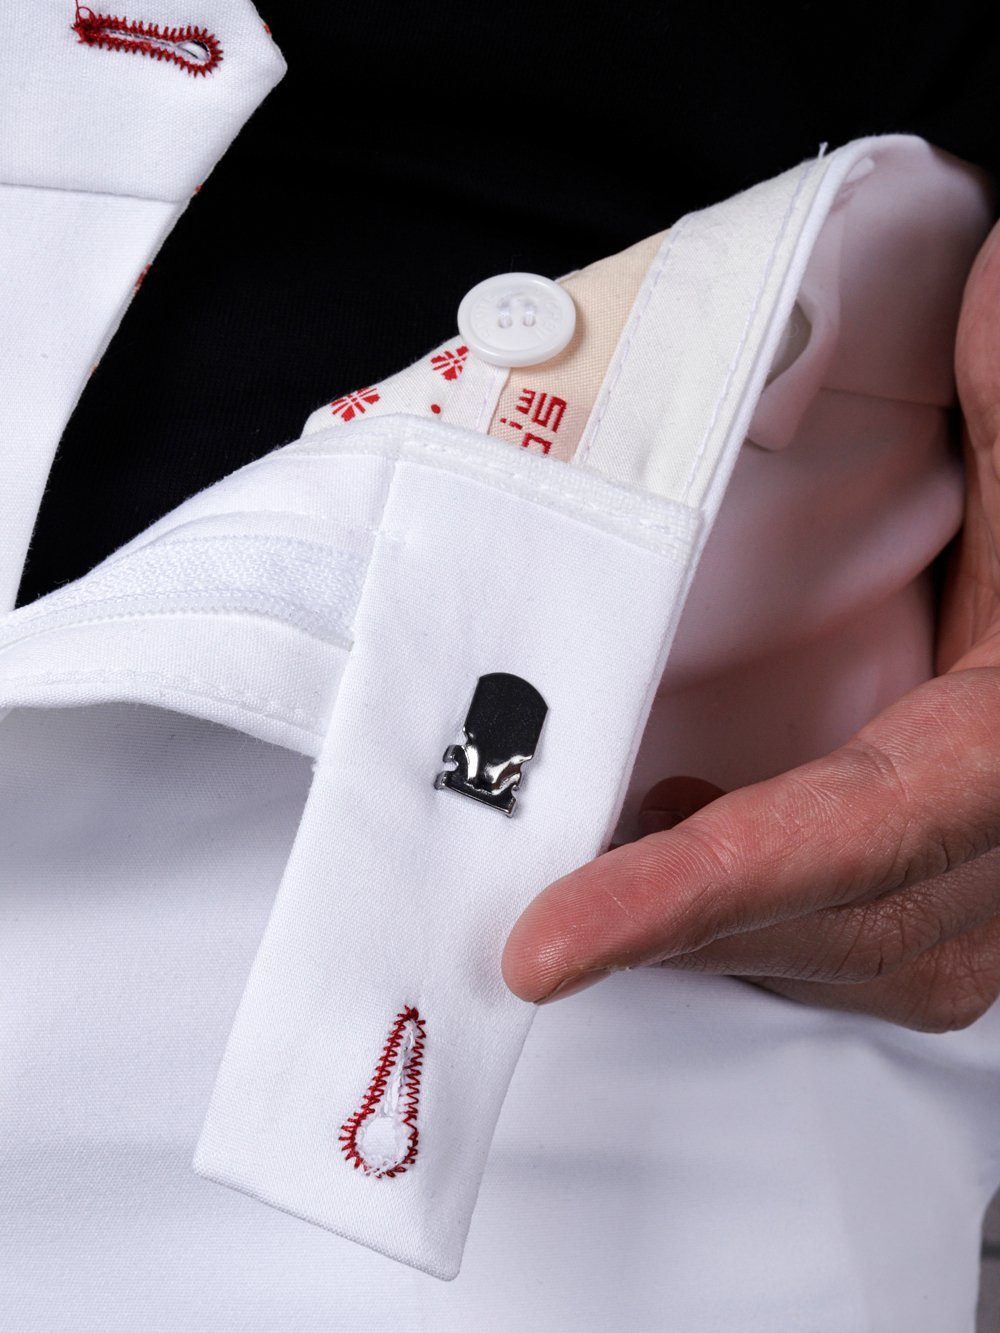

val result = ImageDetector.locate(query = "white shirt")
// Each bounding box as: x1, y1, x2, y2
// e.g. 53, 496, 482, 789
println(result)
1, 9, 998, 1327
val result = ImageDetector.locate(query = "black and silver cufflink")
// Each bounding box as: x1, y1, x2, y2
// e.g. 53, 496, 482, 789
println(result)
435, 672, 547, 816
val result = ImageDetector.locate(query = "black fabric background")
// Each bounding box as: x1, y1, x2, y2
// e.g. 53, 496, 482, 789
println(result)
18, 1, 1000, 602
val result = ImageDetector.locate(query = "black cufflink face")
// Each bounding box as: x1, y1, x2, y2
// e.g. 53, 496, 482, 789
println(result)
435, 673, 547, 816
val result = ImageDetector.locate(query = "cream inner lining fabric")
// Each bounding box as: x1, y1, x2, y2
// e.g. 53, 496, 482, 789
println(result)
487, 231, 664, 461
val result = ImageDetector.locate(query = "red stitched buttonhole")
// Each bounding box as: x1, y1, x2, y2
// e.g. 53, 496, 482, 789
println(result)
340, 1007, 426, 1179
72, 6, 224, 76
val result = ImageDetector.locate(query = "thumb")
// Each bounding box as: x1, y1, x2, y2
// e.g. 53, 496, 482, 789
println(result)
502, 667, 1000, 1002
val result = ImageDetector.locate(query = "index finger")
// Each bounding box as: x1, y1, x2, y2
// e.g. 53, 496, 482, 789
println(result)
502, 667, 1000, 1002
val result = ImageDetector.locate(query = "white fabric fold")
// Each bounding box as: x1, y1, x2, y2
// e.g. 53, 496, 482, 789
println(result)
0, 0, 285, 610
192, 136, 995, 1277
0, 133, 993, 1283
193, 427, 697, 1277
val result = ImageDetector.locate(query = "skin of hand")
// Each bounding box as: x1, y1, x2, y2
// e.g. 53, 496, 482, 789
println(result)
502, 219, 1000, 1031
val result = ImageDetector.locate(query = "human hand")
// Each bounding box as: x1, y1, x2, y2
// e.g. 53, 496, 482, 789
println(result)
503, 219, 1000, 1031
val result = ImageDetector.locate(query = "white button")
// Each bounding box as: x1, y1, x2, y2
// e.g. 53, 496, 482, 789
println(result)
457, 272, 576, 368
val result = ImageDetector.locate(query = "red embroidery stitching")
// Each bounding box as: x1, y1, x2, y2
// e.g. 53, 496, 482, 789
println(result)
72, 6, 223, 76
330, 387, 381, 422
340, 1007, 426, 1179
431, 345, 469, 381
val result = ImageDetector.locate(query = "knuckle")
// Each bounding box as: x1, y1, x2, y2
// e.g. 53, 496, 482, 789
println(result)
825, 928, 896, 984
841, 735, 995, 890
876, 899, 949, 974
818, 901, 939, 984
629, 815, 755, 950
888, 941, 1000, 1033
904, 988, 992, 1034
837, 943, 901, 985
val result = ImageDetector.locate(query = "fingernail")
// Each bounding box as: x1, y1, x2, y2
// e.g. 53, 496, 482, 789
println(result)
638, 808, 685, 837
535, 969, 607, 1005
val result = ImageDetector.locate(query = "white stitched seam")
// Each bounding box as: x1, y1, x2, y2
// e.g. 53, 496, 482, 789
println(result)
592, 159, 826, 862
0, 669, 325, 734
94, 529, 405, 577
272, 445, 696, 551
102, 532, 389, 562
9, 592, 358, 630
474, 362, 505, 434
678, 155, 822, 504
6, 531, 400, 648
409, 442, 697, 550
0, 606, 353, 657
0, 178, 181, 206
574, 219, 689, 468
601, 160, 825, 850
412, 439, 684, 524
276, 430, 690, 525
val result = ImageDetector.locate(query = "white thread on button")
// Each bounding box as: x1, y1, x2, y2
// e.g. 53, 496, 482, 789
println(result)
457, 273, 576, 368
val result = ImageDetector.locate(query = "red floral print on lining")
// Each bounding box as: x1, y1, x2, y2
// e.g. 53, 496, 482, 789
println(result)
340, 1007, 426, 1180
431, 345, 469, 381
330, 387, 381, 422
72, 6, 223, 76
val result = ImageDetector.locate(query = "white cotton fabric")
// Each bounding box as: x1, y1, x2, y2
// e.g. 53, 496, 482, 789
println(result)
0, 0, 284, 610
2, 132, 1000, 1328
0, 186, 176, 611
12, 527, 367, 645
194, 427, 696, 1278
196, 137, 995, 1280
1, 0, 284, 201
2, 702, 1000, 1331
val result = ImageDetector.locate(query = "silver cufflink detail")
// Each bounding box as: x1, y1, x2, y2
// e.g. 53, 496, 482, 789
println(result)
435, 672, 547, 816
